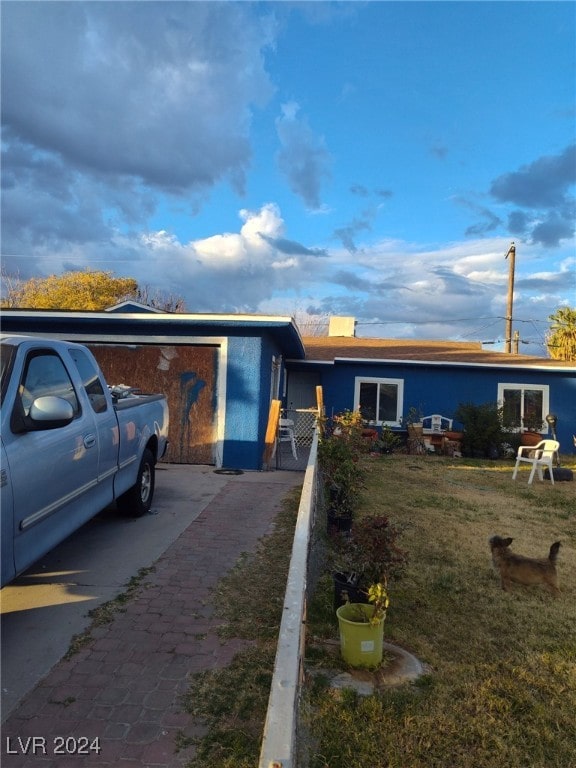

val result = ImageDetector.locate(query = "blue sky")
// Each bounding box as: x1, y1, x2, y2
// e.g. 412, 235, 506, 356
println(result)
2, 1, 575, 354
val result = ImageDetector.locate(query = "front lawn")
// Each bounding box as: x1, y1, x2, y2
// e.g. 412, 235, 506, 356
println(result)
304, 454, 576, 768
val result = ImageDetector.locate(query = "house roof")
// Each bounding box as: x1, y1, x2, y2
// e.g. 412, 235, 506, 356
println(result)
0, 310, 306, 359
1, 307, 573, 371
105, 301, 164, 313
300, 335, 575, 370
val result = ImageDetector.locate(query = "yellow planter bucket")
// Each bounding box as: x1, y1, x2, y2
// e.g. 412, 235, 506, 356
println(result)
336, 603, 384, 668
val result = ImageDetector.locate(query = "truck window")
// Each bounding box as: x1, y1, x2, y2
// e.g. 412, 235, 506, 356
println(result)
68, 348, 108, 413
19, 352, 80, 416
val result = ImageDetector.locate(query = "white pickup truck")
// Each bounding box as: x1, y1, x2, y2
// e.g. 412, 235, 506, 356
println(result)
0, 335, 169, 587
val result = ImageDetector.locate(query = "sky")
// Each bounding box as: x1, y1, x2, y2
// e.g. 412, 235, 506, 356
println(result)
1, 1, 575, 355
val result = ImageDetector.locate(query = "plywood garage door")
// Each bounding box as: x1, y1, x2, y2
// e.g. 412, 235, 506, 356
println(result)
88, 344, 217, 464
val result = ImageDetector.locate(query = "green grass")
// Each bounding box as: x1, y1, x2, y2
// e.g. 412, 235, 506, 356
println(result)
304, 453, 576, 768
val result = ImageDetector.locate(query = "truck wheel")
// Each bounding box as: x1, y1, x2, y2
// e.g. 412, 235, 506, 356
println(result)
118, 448, 155, 517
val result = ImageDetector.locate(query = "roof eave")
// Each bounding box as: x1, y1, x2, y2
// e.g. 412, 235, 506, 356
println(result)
288, 356, 575, 372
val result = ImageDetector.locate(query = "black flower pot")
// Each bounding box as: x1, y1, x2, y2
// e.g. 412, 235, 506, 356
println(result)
327, 508, 353, 535
333, 572, 369, 612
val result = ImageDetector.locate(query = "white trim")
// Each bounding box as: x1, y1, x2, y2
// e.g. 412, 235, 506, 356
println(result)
215, 339, 227, 468
286, 356, 574, 373
286, 359, 333, 366
353, 376, 404, 426
105, 301, 164, 313
335, 357, 574, 372
259, 430, 318, 768
1, 310, 296, 324
498, 382, 550, 432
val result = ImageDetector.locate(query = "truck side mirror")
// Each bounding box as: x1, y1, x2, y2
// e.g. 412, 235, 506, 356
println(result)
11, 396, 75, 433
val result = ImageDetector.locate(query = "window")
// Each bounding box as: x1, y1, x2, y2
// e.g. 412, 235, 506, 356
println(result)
354, 377, 404, 425
69, 348, 108, 413
498, 383, 549, 431
18, 352, 80, 417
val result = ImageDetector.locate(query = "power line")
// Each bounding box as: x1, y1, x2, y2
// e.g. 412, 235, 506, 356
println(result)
356, 316, 555, 327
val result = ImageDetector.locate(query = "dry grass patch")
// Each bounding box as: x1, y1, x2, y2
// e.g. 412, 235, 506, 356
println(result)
305, 454, 576, 768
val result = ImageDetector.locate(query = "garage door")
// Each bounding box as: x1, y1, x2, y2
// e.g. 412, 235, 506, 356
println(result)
88, 344, 217, 464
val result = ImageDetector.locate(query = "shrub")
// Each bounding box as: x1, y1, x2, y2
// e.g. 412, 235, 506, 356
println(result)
454, 401, 505, 458
318, 410, 367, 516
331, 514, 409, 587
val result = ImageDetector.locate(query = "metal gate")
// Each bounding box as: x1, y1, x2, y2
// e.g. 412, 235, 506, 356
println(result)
275, 408, 318, 470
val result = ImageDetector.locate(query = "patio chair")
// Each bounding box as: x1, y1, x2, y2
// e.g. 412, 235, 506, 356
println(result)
278, 418, 298, 460
422, 414, 453, 433
512, 440, 560, 485
422, 414, 453, 453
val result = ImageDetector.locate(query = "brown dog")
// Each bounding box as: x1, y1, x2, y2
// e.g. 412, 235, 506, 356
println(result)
489, 536, 561, 596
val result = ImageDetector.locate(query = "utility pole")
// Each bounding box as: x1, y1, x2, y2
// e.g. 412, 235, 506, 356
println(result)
504, 242, 516, 353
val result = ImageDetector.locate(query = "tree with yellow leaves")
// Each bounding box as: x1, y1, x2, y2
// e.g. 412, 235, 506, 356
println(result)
2, 269, 138, 310
1, 269, 186, 312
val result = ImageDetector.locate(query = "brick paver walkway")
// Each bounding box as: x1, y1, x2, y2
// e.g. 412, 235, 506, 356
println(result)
2, 471, 302, 767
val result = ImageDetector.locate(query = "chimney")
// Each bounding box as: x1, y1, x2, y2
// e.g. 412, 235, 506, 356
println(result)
328, 316, 356, 337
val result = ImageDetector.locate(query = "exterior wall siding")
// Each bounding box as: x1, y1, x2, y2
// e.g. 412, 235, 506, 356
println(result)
291, 361, 576, 450
222, 336, 262, 469
222, 334, 283, 470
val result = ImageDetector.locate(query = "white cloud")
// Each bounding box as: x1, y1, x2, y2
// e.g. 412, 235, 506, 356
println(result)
3, 200, 572, 355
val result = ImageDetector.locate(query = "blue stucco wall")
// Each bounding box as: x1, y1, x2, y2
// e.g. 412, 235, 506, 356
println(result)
222, 334, 282, 470
296, 360, 576, 451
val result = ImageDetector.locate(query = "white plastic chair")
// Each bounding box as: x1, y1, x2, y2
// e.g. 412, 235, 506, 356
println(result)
421, 414, 453, 453
278, 418, 298, 460
422, 414, 453, 433
512, 440, 560, 485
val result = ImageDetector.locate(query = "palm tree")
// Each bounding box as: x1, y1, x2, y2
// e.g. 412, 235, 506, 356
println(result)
546, 307, 576, 361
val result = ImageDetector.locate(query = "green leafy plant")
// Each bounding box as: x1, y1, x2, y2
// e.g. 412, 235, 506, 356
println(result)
521, 414, 545, 432
332, 408, 365, 435
403, 405, 424, 426
345, 581, 390, 626
375, 425, 401, 454
319, 410, 367, 518
454, 401, 505, 458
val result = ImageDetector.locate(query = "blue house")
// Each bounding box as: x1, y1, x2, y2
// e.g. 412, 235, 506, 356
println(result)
286, 318, 576, 453
2, 309, 574, 466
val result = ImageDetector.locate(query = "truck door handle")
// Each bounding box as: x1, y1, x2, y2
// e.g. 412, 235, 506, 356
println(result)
83, 434, 97, 449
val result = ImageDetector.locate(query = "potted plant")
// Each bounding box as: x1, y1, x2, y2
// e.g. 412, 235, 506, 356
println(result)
520, 415, 545, 446
336, 582, 389, 667
404, 405, 423, 434
331, 514, 408, 610
404, 405, 425, 453
444, 419, 464, 442
374, 424, 401, 454
319, 411, 367, 533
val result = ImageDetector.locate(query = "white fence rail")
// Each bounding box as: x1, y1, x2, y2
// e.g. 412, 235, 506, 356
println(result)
258, 428, 319, 768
